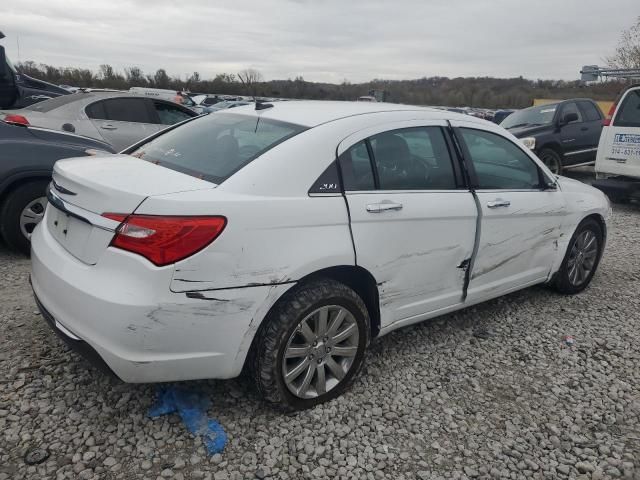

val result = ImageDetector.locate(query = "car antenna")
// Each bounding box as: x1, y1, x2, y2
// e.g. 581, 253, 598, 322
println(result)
238, 73, 273, 111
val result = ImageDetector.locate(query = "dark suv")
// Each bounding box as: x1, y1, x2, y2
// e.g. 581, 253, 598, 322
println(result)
500, 99, 604, 174
0, 120, 115, 253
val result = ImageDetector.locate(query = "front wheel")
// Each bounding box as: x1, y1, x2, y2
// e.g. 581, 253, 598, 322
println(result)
0, 180, 49, 254
252, 279, 370, 410
538, 148, 563, 175
553, 218, 604, 294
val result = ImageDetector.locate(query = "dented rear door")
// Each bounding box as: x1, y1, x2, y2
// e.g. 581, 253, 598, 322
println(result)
338, 122, 477, 327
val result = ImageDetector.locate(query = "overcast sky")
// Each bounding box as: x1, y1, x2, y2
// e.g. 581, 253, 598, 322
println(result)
2, 0, 638, 83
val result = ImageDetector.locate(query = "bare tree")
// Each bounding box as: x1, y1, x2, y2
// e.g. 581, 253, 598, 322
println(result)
237, 68, 263, 95
607, 16, 640, 69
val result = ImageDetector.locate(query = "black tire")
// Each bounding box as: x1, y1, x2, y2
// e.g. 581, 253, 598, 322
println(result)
0, 180, 49, 255
607, 194, 629, 204
538, 148, 563, 175
553, 218, 604, 294
252, 278, 370, 411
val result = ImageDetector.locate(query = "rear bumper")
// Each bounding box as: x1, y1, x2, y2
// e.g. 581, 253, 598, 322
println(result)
33, 290, 119, 378
592, 178, 640, 198
31, 221, 291, 383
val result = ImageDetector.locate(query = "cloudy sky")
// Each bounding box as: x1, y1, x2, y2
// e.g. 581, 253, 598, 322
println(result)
2, 0, 637, 83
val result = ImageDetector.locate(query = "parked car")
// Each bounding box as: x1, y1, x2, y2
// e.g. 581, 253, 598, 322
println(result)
0, 119, 115, 253
31, 101, 609, 410
0, 33, 70, 108
0, 91, 198, 151
593, 85, 640, 203
493, 109, 515, 124
501, 99, 604, 174
204, 100, 252, 113
128, 87, 197, 108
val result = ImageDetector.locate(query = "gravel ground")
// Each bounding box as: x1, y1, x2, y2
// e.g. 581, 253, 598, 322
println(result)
1, 194, 639, 479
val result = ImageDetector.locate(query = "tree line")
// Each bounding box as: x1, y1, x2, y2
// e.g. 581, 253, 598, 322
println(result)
15, 60, 627, 110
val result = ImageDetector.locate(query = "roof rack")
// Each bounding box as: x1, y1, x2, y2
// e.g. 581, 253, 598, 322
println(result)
580, 65, 640, 82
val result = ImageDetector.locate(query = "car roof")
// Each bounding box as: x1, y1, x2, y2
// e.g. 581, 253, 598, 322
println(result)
225, 100, 468, 128
25, 91, 168, 113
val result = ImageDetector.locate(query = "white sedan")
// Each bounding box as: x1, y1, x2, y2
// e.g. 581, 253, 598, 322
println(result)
31, 101, 610, 410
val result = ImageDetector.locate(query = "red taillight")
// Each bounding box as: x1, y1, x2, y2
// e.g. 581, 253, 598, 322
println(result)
603, 102, 617, 126
102, 214, 227, 266
3, 114, 29, 126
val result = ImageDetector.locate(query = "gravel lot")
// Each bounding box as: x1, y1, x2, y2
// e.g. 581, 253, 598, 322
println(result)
1, 186, 639, 479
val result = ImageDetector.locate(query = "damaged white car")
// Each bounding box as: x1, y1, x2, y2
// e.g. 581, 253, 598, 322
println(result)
31, 101, 610, 410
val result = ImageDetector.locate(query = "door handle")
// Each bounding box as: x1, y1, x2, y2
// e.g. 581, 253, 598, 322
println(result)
366, 201, 403, 213
581, 127, 588, 131
487, 199, 511, 208
101, 123, 117, 130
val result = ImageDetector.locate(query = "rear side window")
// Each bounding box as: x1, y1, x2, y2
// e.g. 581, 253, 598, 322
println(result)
614, 89, 640, 128
579, 101, 602, 122
101, 98, 152, 123
85, 101, 107, 120
130, 113, 306, 184
339, 141, 375, 191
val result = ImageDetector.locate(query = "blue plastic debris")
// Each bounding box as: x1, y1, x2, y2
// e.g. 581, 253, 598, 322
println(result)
148, 386, 227, 455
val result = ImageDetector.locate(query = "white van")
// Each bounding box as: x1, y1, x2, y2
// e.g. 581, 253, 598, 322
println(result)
594, 85, 640, 202
129, 87, 195, 108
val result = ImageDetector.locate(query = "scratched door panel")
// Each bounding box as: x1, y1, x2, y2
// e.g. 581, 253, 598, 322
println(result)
346, 191, 477, 326
466, 190, 566, 301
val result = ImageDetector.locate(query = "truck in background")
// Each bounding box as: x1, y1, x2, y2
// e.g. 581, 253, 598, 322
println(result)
0, 32, 69, 109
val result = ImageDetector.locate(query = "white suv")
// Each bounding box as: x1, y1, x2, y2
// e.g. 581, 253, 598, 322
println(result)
594, 84, 640, 202
31, 101, 610, 410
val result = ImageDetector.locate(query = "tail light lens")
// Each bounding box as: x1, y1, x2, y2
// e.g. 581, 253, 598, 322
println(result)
603, 102, 617, 126
102, 214, 226, 266
3, 114, 29, 126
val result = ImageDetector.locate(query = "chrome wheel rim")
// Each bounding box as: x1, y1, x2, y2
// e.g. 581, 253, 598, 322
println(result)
282, 305, 360, 399
567, 230, 598, 286
20, 197, 47, 240
541, 152, 560, 174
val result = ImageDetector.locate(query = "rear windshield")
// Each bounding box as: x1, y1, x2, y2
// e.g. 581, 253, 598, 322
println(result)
26, 93, 89, 112
614, 89, 640, 128
130, 113, 307, 184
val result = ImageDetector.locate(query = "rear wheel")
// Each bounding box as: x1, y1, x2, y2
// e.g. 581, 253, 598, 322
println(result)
252, 279, 370, 411
0, 180, 49, 254
539, 148, 563, 175
553, 218, 603, 294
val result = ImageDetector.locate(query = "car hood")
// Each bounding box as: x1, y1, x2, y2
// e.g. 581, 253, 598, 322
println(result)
506, 124, 550, 138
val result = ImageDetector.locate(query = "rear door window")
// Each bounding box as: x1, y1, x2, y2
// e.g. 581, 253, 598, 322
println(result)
578, 101, 602, 122
101, 98, 153, 123
369, 127, 456, 190
130, 113, 306, 184
614, 89, 640, 128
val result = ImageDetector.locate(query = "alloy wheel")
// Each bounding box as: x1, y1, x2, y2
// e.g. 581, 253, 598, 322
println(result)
282, 305, 360, 399
567, 230, 598, 286
20, 197, 47, 240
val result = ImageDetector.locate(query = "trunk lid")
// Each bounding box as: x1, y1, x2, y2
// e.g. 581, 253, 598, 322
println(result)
47, 154, 215, 264
52, 154, 215, 214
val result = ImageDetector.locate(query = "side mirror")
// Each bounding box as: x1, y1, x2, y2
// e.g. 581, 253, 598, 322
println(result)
560, 112, 579, 125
